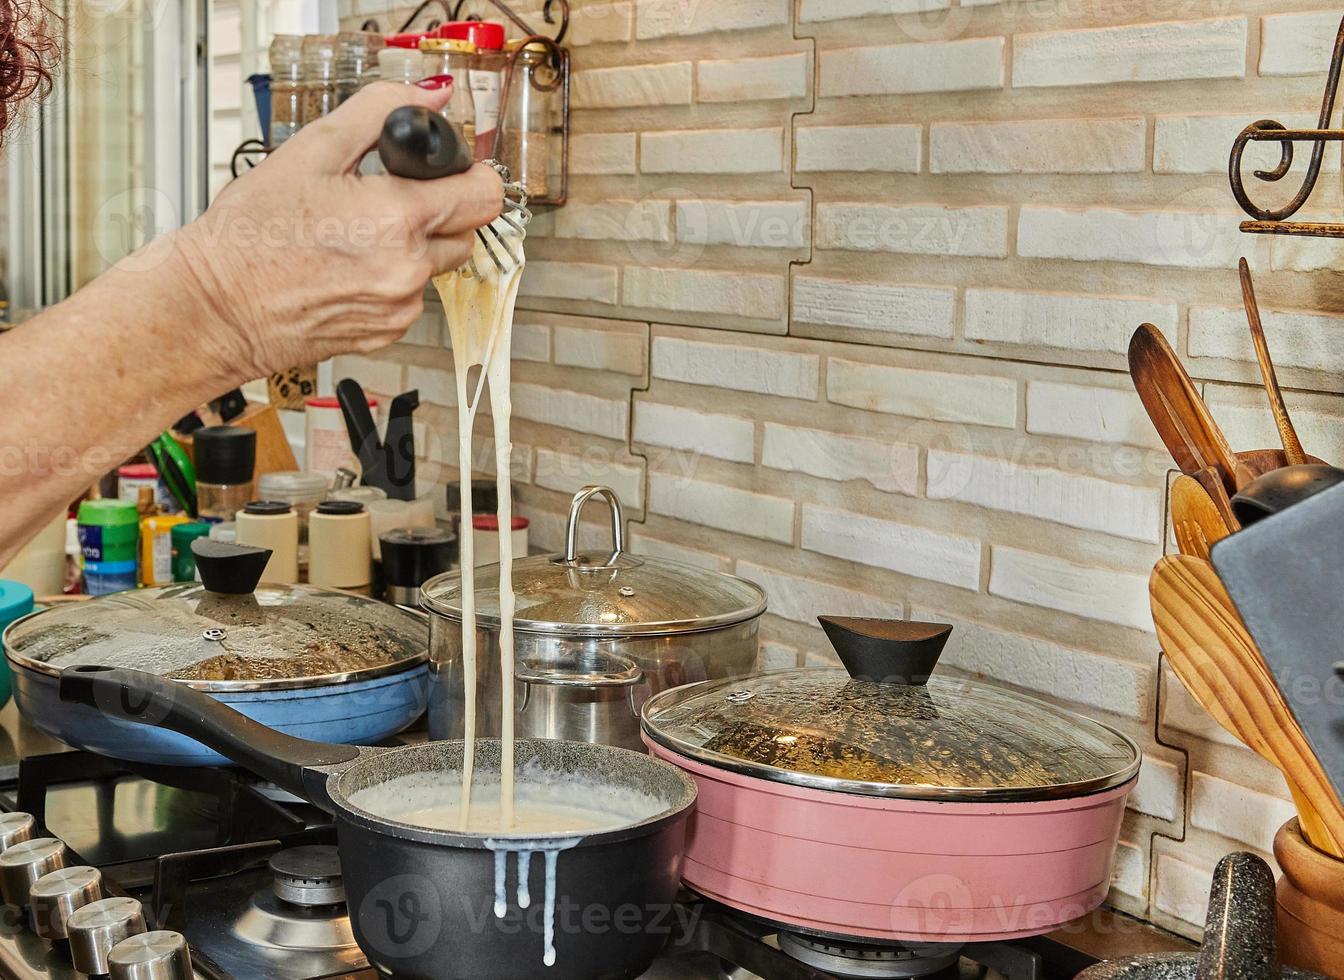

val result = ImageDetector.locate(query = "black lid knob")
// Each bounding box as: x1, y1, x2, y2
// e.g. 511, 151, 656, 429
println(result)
243, 500, 292, 516
819, 616, 953, 686
378, 106, 475, 181
380, 527, 456, 588
316, 500, 365, 516
193, 427, 256, 486
191, 539, 272, 595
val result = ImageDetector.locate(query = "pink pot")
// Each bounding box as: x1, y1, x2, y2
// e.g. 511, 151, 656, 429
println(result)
646, 739, 1135, 944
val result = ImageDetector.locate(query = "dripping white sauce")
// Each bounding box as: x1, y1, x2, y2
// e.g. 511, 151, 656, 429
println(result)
484, 838, 582, 968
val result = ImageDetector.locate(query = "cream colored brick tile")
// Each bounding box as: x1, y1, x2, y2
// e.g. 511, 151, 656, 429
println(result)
511, 322, 552, 363
931, 117, 1146, 174
1190, 772, 1294, 852
636, 0, 789, 40
759, 641, 801, 670
794, 276, 955, 339
568, 2, 634, 45
520, 261, 619, 304
1205, 386, 1344, 466
738, 561, 904, 624
697, 52, 809, 103
913, 607, 1153, 719
1153, 855, 1213, 930
1189, 304, 1344, 373
624, 267, 787, 319
1156, 112, 1335, 175
795, 123, 922, 173
511, 383, 629, 439
927, 450, 1164, 543
1014, 18, 1247, 88
827, 358, 1018, 428
552, 325, 645, 376
964, 289, 1178, 354
550, 199, 672, 242
534, 448, 644, 508
405, 364, 455, 407
648, 472, 795, 543
634, 401, 755, 463
817, 203, 1009, 257
401, 310, 442, 347
1018, 206, 1245, 270
570, 133, 637, 175
652, 336, 819, 399
627, 531, 732, 572
572, 62, 692, 109
1112, 840, 1147, 901
333, 354, 402, 396
677, 199, 808, 250
799, 0, 947, 21
819, 37, 1005, 97
1026, 381, 1163, 450
1270, 233, 1344, 273
762, 422, 919, 496
641, 128, 785, 174
989, 546, 1153, 632
801, 505, 982, 591
1131, 756, 1182, 822
1161, 666, 1241, 748
1260, 11, 1341, 77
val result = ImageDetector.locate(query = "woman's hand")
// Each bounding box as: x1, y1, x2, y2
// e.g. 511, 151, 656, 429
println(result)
172, 80, 503, 381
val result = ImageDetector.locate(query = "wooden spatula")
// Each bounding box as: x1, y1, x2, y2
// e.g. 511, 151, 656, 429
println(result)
1150, 554, 1344, 857
1129, 324, 1255, 494
1240, 258, 1308, 466
1171, 473, 1236, 560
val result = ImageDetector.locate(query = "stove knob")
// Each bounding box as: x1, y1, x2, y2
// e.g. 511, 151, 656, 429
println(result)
107, 930, 193, 980
30, 865, 102, 940
67, 896, 146, 976
0, 813, 35, 852
0, 837, 67, 907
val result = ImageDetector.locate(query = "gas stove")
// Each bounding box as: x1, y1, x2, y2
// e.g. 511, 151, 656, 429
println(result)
0, 704, 1190, 979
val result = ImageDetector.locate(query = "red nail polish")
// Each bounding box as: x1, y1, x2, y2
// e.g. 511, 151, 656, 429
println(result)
416, 74, 454, 90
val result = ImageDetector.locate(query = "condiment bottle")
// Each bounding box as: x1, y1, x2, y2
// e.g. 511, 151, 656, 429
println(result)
420, 38, 476, 154
257, 470, 328, 577
301, 34, 339, 125
380, 527, 455, 606
268, 34, 304, 146
139, 512, 188, 587
236, 501, 300, 584
334, 31, 383, 106
194, 426, 256, 524
76, 499, 139, 596
500, 40, 553, 197
170, 523, 212, 582
440, 21, 506, 159
362, 44, 428, 176
308, 500, 373, 593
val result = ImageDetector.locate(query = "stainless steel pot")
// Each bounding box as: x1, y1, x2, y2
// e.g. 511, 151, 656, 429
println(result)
422, 486, 767, 751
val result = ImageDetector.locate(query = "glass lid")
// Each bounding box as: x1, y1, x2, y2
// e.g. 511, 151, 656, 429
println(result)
640, 617, 1141, 802
2, 542, 427, 691
421, 486, 766, 635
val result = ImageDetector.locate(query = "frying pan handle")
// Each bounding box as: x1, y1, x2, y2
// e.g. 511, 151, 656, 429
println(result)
378, 105, 475, 181
58, 666, 361, 811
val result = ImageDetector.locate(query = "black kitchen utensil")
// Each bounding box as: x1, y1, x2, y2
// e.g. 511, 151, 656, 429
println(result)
1230, 463, 1344, 527
336, 378, 384, 491
818, 616, 953, 685
335, 379, 419, 500
58, 665, 695, 980
384, 389, 419, 501
211, 388, 249, 423
1211, 480, 1344, 806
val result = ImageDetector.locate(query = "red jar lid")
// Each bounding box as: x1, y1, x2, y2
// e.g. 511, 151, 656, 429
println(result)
305, 395, 378, 409
435, 21, 505, 50
471, 514, 529, 531
385, 31, 431, 48
118, 463, 158, 479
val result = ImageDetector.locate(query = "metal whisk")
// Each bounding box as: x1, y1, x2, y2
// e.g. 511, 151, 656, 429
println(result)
378, 106, 531, 278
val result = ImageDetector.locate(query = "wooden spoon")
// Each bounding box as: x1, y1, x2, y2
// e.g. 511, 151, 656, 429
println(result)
1171, 473, 1236, 560
1240, 258, 1308, 466
1129, 324, 1255, 494
1150, 555, 1344, 857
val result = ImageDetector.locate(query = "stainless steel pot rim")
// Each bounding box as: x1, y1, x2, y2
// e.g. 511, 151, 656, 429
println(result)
639, 684, 1143, 804
419, 595, 767, 636
2, 612, 430, 692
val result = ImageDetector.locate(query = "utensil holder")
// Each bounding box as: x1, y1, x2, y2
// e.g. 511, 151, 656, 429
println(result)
1275, 817, 1344, 974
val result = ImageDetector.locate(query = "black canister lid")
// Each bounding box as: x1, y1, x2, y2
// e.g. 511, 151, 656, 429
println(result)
194, 426, 257, 485
316, 499, 365, 516
381, 527, 456, 588
243, 500, 292, 516
446, 479, 498, 516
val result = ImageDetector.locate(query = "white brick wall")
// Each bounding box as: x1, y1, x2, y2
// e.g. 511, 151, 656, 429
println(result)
678, 200, 809, 250
534, 449, 645, 508
1018, 207, 1248, 270
624, 267, 787, 320
762, 422, 919, 495
989, 547, 1153, 632
570, 133, 637, 175
649, 472, 795, 543
511, 384, 629, 440
1259, 11, 1342, 77
697, 52, 809, 103
794, 276, 955, 339
634, 401, 755, 463
739, 561, 904, 624
636, 0, 789, 40
965, 290, 1177, 355
817, 203, 1010, 258
548, 200, 672, 242
819, 37, 1006, 96
1189, 305, 1344, 375
552, 323, 645, 376
520, 262, 619, 304
1155, 112, 1335, 175
795, 124, 922, 174
641, 128, 785, 174
652, 337, 819, 399
572, 62, 692, 109
931, 118, 1146, 175
1013, 18, 1247, 88
827, 358, 1019, 428
1026, 381, 1164, 450
1190, 772, 1295, 852
802, 505, 983, 591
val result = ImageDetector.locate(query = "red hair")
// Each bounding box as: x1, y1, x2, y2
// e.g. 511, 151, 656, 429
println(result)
0, 0, 56, 137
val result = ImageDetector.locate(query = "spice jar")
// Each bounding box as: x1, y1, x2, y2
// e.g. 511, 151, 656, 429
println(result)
309, 500, 373, 593
194, 426, 256, 524
334, 31, 383, 106
420, 37, 476, 155
439, 21, 505, 159
268, 34, 304, 146
301, 34, 339, 125
237, 501, 300, 585
500, 40, 554, 197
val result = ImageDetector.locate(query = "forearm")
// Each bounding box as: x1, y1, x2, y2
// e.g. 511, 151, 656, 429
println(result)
0, 231, 245, 568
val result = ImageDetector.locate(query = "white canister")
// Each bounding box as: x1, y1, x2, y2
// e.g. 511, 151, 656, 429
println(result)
236, 501, 300, 584
309, 500, 373, 591
471, 514, 529, 567
304, 395, 377, 479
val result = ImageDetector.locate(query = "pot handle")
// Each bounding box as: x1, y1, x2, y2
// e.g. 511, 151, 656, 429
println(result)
564, 486, 624, 568
58, 665, 361, 811
516, 652, 642, 688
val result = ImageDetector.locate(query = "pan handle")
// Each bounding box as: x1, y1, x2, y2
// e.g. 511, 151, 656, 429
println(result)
58, 666, 362, 811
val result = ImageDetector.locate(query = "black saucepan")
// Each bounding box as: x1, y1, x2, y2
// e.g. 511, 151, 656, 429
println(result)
59, 665, 696, 980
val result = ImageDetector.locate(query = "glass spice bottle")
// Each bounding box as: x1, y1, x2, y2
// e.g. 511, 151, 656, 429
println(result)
500, 41, 553, 197
334, 31, 384, 106
420, 37, 477, 154
359, 46, 425, 176
268, 34, 304, 146
301, 34, 339, 125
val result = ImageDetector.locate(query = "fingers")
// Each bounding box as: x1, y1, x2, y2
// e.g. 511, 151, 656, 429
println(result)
287, 81, 456, 175
389, 162, 504, 238
420, 231, 478, 277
